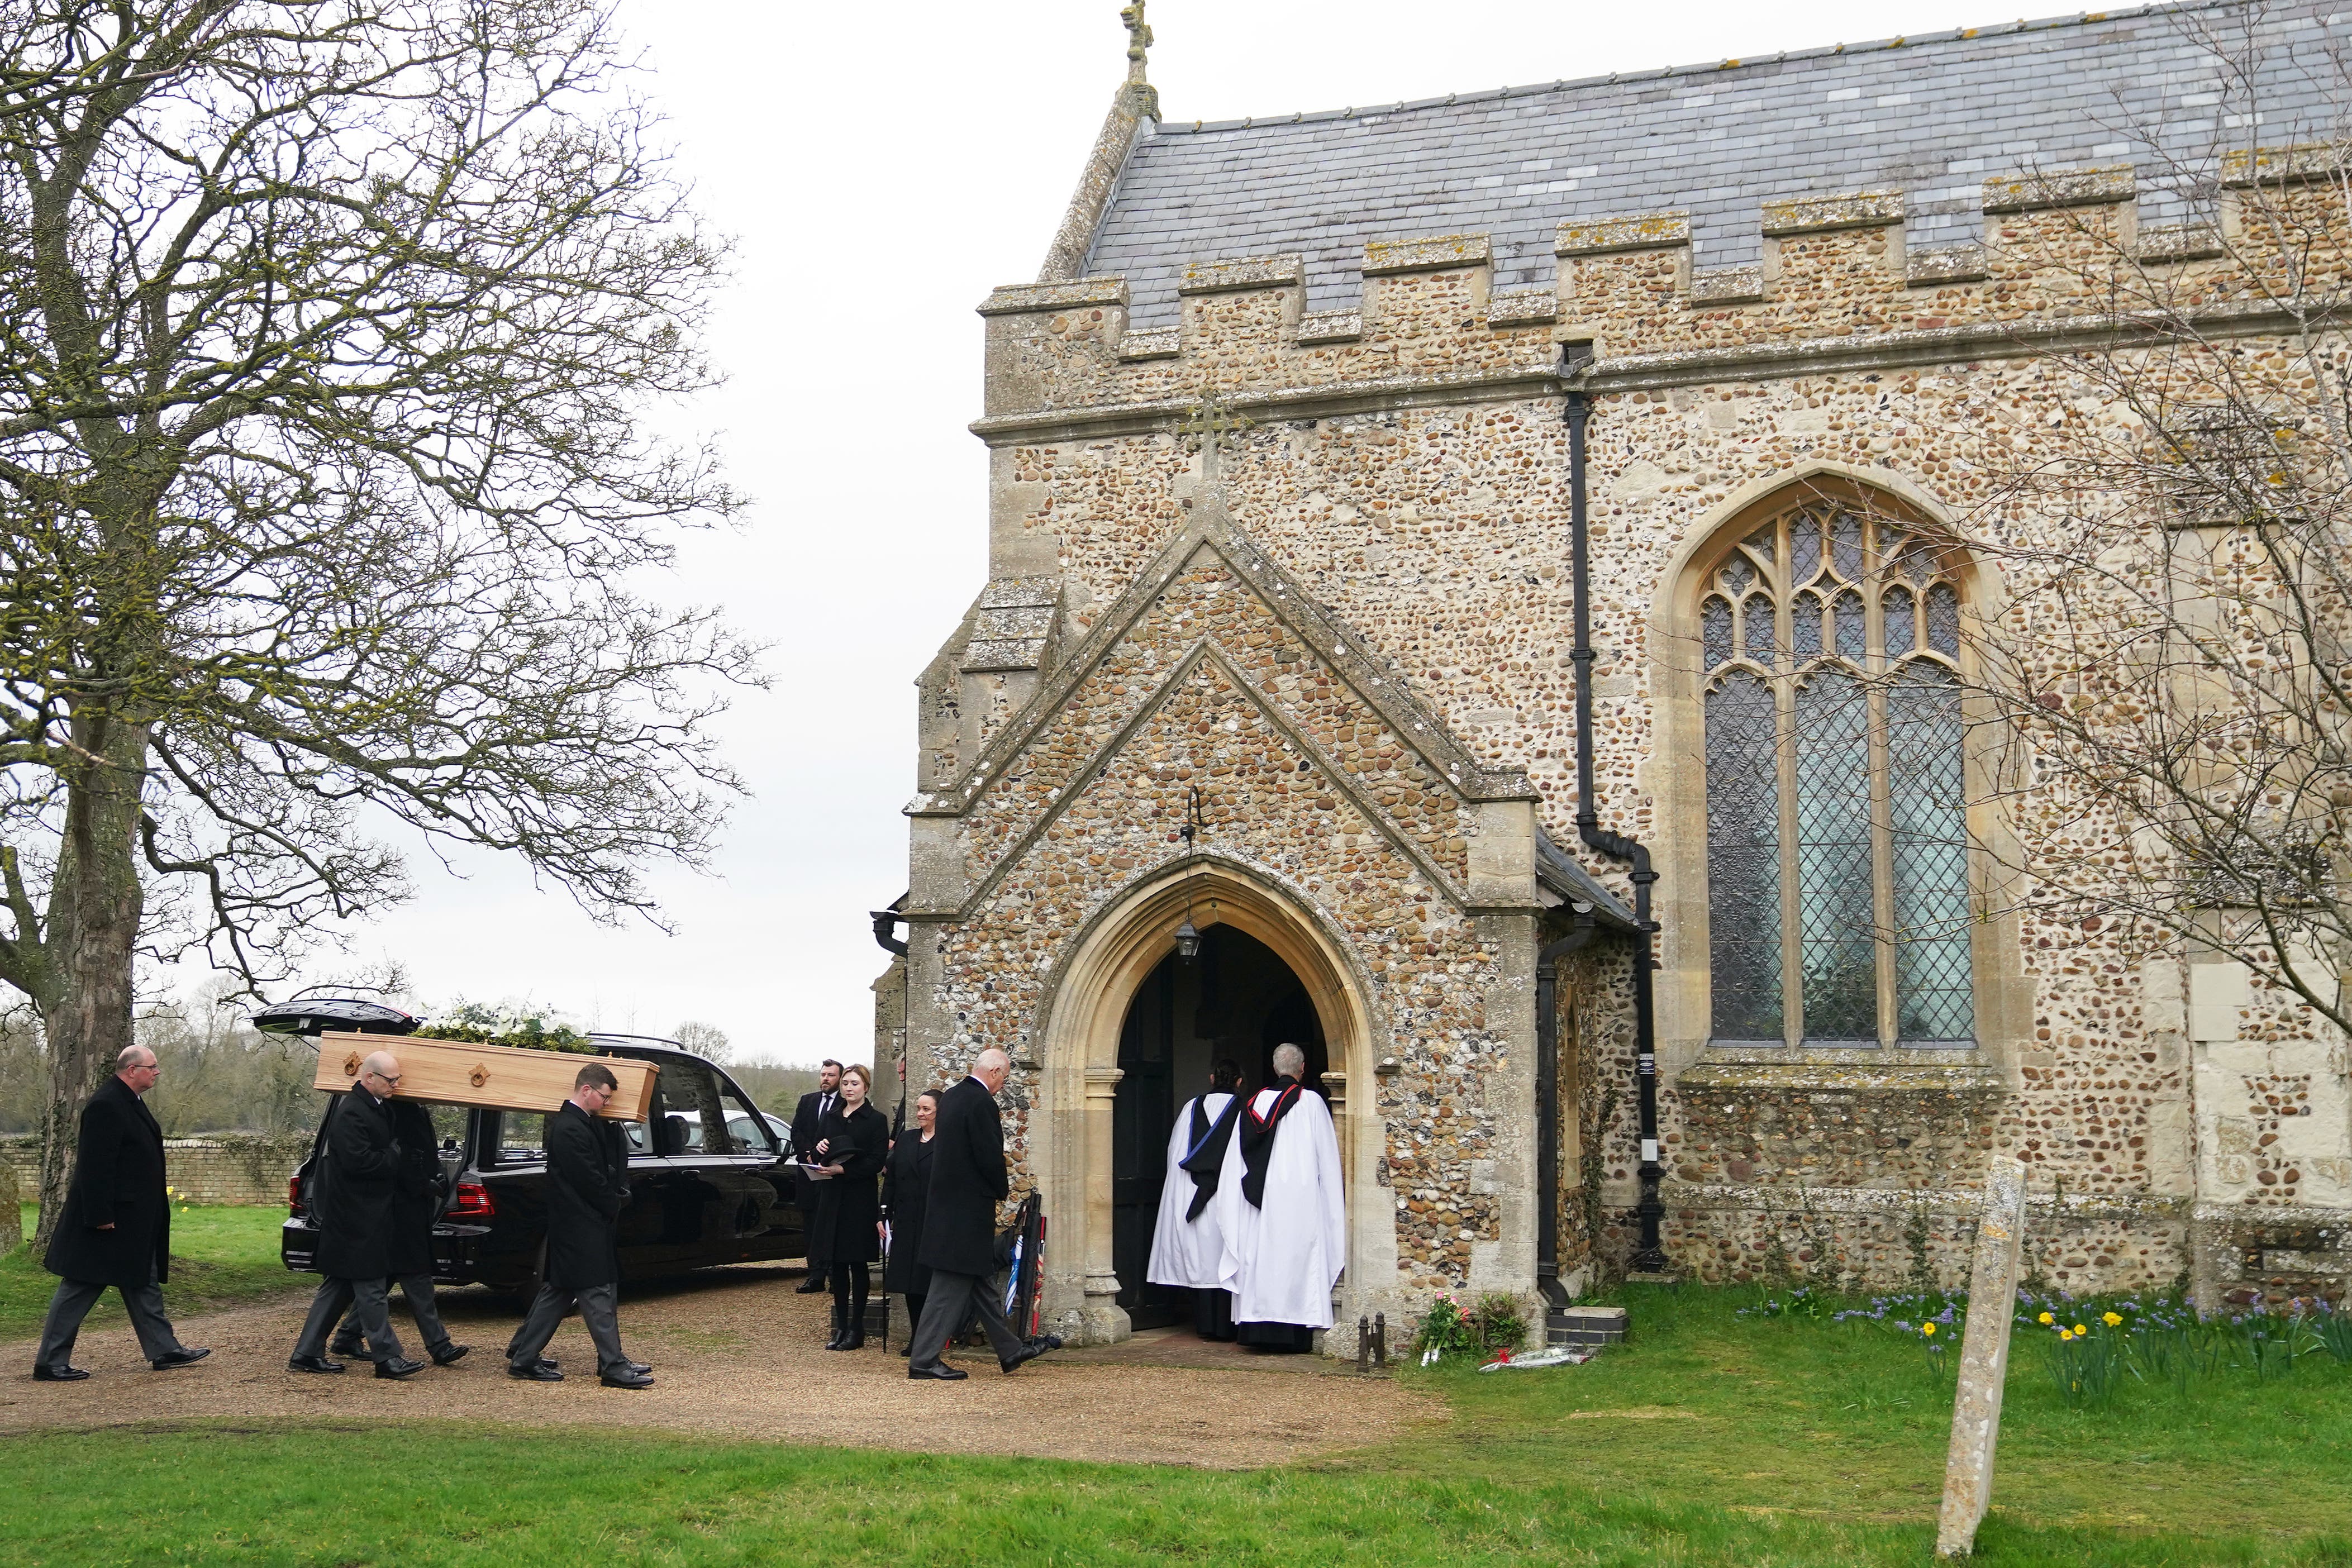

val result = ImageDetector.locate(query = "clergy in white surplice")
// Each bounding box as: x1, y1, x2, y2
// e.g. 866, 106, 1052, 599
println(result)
1212, 1042, 1346, 1352
1147, 1060, 1245, 1340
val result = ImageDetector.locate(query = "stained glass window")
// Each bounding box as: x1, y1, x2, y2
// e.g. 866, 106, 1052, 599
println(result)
1700, 497, 1978, 1047
1705, 670, 1782, 1042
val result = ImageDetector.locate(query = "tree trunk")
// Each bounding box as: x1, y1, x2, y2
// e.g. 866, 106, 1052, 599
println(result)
30, 708, 149, 1257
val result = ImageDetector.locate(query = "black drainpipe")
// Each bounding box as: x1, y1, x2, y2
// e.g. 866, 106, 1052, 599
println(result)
1565, 351, 1668, 1275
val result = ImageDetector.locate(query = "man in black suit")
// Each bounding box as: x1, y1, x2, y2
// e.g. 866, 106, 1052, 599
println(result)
504, 1062, 653, 1388
329, 1097, 468, 1367
287, 1050, 425, 1378
789, 1059, 842, 1293
33, 1046, 210, 1380
905, 1047, 1061, 1381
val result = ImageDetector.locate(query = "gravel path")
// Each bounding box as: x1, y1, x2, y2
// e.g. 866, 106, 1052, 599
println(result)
0, 1265, 1437, 1469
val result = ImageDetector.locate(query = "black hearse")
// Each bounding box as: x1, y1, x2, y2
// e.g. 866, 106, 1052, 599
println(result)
265, 1003, 808, 1293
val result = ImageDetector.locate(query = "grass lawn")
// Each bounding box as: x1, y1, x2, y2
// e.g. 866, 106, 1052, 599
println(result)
1, 1203, 301, 1342
3, 1271, 2349, 1564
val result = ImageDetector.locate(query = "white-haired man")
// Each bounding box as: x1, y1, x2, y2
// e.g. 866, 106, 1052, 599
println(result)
905, 1048, 1061, 1380
288, 1050, 424, 1378
1212, 1042, 1346, 1353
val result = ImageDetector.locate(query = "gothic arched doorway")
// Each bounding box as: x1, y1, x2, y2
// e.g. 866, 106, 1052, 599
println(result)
1032, 857, 1376, 1346
1111, 924, 1329, 1329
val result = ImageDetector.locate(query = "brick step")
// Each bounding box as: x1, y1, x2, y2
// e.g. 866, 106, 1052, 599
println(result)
1546, 1304, 1627, 1349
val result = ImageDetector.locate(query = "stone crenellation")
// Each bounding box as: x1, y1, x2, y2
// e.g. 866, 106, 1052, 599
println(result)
977, 151, 2349, 421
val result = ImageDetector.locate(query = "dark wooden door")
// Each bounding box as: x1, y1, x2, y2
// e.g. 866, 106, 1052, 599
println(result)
1112, 960, 1180, 1328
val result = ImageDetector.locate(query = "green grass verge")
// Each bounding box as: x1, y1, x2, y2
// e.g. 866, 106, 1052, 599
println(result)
2, 1202, 299, 1341
1403, 1281, 2352, 1560
3, 1266, 2349, 1564
2, 1416, 2348, 1568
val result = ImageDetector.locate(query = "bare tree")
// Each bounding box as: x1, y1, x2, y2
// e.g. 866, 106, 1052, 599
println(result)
670, 1019, 729, 1063
0, 1, 758, 1250
1941, 4, 2352, 1036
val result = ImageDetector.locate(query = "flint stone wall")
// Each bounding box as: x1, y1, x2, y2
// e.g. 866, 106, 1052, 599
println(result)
921, 145, 2352, 1324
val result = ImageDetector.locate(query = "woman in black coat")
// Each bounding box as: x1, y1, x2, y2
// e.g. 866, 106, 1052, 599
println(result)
808, 1064, 888, 1350
881, 1090, 939, 1356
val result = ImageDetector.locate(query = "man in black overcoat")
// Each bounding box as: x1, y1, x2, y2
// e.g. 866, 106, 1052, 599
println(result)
904, 1048, 1061, 1380
288, 1050, 425, 1378
504, 1062, 653, 1388
329, 1097, 468, 1367
788, 1059, 842, 1293
33, 1046, 210, 1380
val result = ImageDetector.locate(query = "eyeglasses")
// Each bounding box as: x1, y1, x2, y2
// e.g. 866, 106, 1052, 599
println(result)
368, 1072, 402, 1086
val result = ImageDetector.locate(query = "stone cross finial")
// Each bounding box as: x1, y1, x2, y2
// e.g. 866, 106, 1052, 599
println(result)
1121, 1, 1153, 85
1176, 398, 1253, 476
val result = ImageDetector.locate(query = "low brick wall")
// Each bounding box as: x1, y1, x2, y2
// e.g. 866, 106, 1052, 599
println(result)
0, 1134, 308, 1209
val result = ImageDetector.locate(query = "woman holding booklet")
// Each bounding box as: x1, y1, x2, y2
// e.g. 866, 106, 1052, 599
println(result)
806, 1064, 888, 1349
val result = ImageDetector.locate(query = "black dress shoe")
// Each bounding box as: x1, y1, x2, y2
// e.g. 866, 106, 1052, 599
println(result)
537, 1357, 561, 1373
288, 1355, 347, 1375
908, 1362, 968, 1380
599, 1369, 655, 1389
33, 1365, 90, 1382
794, 1275, 829, 1293
430, 1343, 470, 1367
1000, 1335, 1061, 1374
151, 1347, 211, 1370
374, 1356, 426, 1380
328, 1339, 363, 1360
625, 1361, 651, 1376
508, 1361, 563, 1381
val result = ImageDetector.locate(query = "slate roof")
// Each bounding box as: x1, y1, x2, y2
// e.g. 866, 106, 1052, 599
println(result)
1084, 0, 2347, 326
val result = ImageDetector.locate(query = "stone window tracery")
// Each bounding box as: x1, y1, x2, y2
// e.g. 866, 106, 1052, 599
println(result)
1699, 495, 1975, 1047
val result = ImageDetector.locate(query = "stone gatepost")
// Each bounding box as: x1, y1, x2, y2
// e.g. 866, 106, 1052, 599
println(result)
1935, 1156, 2029, 1560
0, 1156, 17, 1253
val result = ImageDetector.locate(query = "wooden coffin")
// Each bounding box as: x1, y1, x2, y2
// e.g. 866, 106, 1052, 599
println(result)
310, 1031, 658, 1122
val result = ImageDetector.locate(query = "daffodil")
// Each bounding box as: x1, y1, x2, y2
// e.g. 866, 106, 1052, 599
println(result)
2073, 1324, 2088, 1336
2038, 1311, 2054, 1325
1922, 1323, 1937, 1337
2102, 1312, 2122, 1327
2059, 1327, 2074, 1341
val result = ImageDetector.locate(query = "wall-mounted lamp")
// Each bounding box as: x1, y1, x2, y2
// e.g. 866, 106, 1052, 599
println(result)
1179, 784, 1205, 849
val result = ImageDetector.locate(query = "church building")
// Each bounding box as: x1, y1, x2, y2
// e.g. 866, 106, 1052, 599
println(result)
885, 1, 2352, 1348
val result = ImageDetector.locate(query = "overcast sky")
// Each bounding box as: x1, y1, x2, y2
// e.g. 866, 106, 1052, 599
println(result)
232, 0, 2002, 1064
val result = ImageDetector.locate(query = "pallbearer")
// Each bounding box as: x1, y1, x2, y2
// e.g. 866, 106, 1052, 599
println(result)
504, 1062, 653, 1388
1211, 1042, 1345, 1353
1148, 1059, 1243, 1341
287, 1050, 421, 1378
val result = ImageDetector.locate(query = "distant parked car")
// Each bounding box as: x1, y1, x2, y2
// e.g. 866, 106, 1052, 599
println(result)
281, 1037, 808, 1292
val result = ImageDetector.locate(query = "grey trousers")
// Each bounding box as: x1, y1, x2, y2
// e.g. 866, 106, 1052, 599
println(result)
36, 1267, 184, 1371
335, 1273, 449, 1354
292, 1276, 404, 1363
505, 1281, 629, 1377
907, 1268, 1023, 1371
